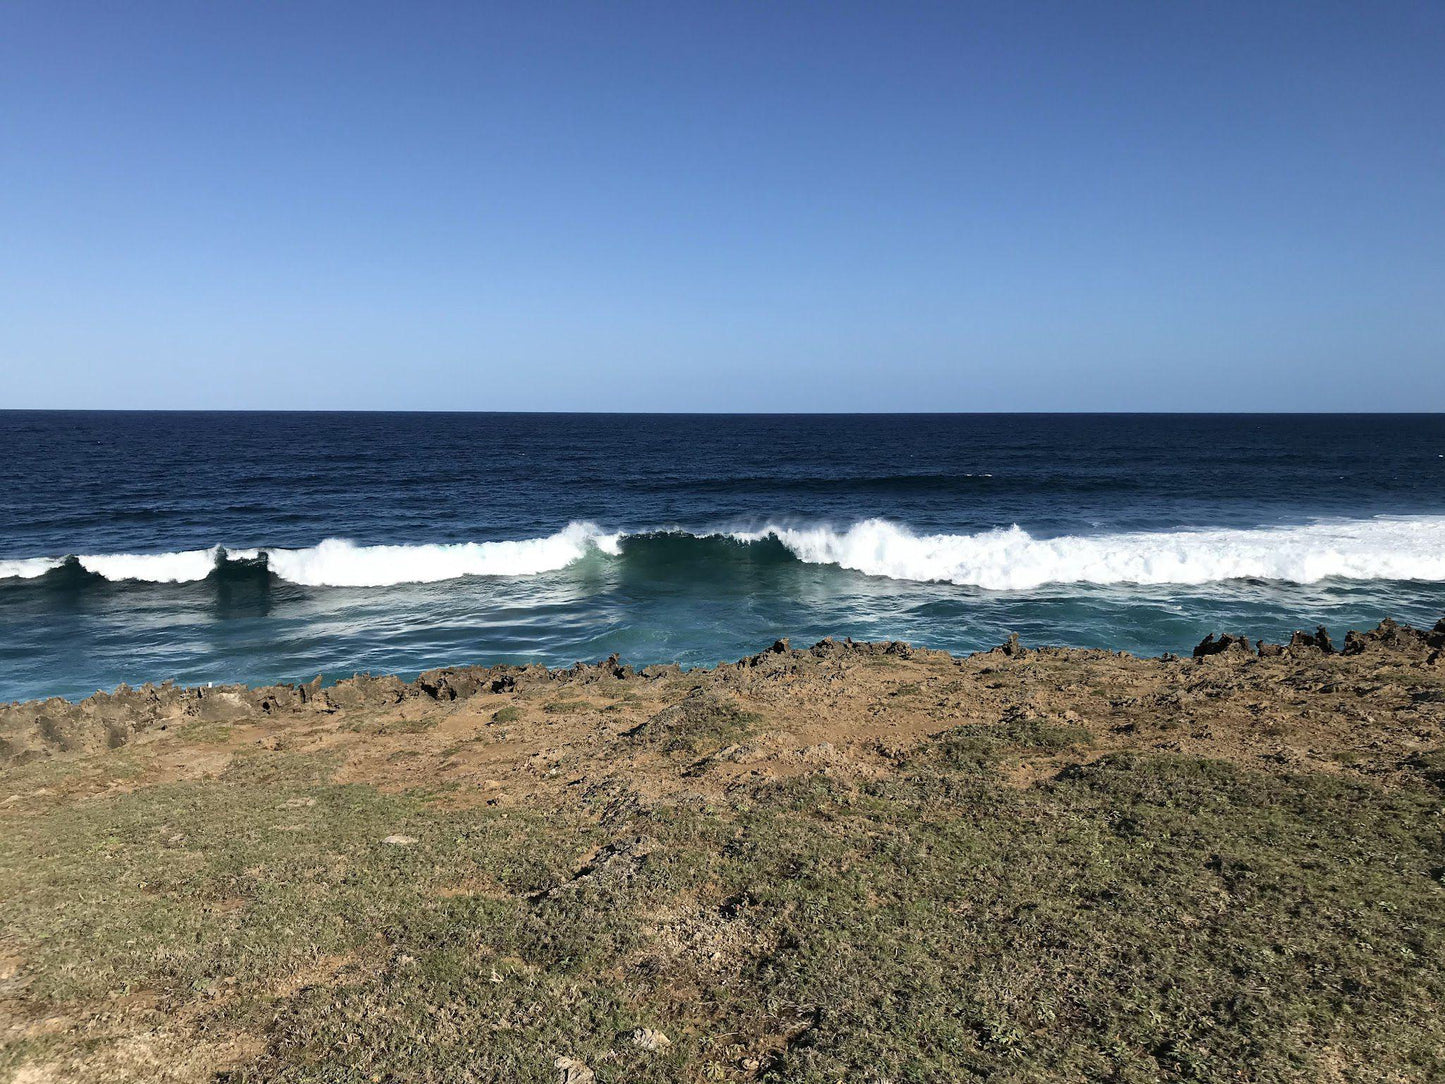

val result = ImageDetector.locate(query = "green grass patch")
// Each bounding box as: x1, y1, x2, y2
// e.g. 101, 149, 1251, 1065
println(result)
177, 720, 233, 744
3, 735, 1443, 1082
544, 699, 592, 715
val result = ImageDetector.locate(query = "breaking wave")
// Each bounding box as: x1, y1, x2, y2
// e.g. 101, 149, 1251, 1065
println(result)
4, 515, 1445, 591
0, 522, 623, 588
736, 516, 1445, 590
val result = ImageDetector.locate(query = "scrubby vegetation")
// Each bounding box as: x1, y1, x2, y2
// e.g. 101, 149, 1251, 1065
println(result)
3, 631, 1444, 1081
624, 689, 761, 755
3, 737, 1442, 1081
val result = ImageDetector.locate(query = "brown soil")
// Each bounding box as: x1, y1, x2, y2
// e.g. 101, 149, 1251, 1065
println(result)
4, 622, 1443, 810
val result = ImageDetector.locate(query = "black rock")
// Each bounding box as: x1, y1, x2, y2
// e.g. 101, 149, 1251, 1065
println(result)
1288, 627, 1335, 653
1193, 633, 1251, 658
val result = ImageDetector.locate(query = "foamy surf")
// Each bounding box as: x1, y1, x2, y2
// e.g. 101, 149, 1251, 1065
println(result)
237, 523, 623, 587
0, 522, 623, 587
735, 516, 1445, 590
4, 516, 1445, 590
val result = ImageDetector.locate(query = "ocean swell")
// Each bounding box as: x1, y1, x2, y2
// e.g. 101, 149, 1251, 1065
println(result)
3, 515, 1445, 590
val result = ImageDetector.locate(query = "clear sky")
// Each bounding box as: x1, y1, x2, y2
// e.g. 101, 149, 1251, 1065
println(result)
2, 2, 1442, 411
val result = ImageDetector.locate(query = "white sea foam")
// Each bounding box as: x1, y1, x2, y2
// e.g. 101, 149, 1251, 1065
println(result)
733, 516, 1445, 590
0, 556, 68, 580
0, 548, 225, 582
233, 522, 622, 587
4, 516, 1444, 590
79, 546, 226, 583
0, 523, 622, 586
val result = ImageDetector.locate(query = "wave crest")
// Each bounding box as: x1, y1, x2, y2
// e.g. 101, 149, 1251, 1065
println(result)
738, 516, 1445, 590
243, 523, 622, 587
0, 522, 622, 587
4, 516, 1445, 590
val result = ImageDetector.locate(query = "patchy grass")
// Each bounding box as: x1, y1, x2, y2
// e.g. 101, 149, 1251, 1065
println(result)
3, 737, 1443, 1082
342, 716, 439, 736
625, 691, 761, 755
491, 705, 522, 724
544, 699, 592, 715
177, 720, 234, 744
920, 714, 1093, 773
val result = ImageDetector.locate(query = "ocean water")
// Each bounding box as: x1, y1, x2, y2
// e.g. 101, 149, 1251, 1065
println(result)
2, 411, 1444, 702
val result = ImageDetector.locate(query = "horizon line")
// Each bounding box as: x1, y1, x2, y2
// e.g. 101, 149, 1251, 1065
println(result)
3, 408, 1444, 417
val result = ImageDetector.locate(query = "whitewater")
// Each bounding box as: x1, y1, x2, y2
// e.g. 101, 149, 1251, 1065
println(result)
4, 515, 1445, 591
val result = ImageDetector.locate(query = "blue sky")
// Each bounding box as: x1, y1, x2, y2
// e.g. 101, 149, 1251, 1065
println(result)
2, 1, 1442, 411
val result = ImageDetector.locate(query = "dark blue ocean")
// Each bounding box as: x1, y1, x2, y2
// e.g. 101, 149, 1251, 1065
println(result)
3, 412, 1444, 702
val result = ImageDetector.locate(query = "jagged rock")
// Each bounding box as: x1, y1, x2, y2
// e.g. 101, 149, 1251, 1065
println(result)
324, 674, 409, 710
1368, 618, 1409, 648
419, 666, 502, 700
1289, 626, 1336, 654
1193, 634, 1251, 658
554, 655, 634, 683
601, 653, 633, 679
1257, 640, 1284, 657
1342, 618, 1445, 655
735, 639, 802, 670
995, 633, 1026, 657
808, 637, 913, 659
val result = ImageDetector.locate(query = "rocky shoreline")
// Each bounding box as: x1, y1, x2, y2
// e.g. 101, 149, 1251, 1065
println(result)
1189, 616, 1445, 660
5, 618, 1443, 778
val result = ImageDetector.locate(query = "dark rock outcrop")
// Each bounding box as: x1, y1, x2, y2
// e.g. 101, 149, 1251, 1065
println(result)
1340, 618, 1445, 655
992, 633, 1026, 658
1193, 633, 1252, 658
1289, 626, 1336, 654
